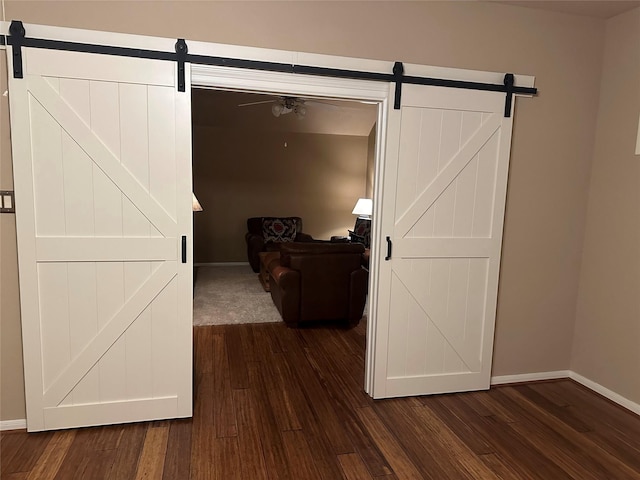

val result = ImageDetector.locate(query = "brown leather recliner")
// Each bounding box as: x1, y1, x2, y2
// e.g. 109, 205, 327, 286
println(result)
245, 217, 314, 272
268, 242, 368, 327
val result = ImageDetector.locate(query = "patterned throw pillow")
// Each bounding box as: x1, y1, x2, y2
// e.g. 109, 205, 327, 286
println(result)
262, 218, 297, 243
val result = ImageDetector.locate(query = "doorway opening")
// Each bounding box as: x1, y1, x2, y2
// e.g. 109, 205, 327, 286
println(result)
189, 66, 390, 394
190, 88, 377, 327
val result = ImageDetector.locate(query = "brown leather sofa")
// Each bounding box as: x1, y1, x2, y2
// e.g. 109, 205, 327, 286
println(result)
245, 217, 314, 272
267, 242, 368, 327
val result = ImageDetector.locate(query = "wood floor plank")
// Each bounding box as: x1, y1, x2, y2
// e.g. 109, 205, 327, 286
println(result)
225, 326, 249, 390
212, 331, 238, 438
298, 342, 379, 477
562, 380, 640, 425
527, 380, 572, 407
253, 323, 283, 356
515, 384, 593, 432
236, 424, 268, 480
232, 384, 269, 480
71, 449, 117, 480
107, 422, 147, 480
247, 361, 293, 480
281, 430, 323, 480
555, 380, 640, 440
258, 328, 348, 480
478, 453, 529, 480
54, 425, 122, 480
356, 406, 424, 480
300, 327, 372, 410
0, 431, 28, 476
1, 431, 53, 477
288, 329, 384, 479
371, 399, 449, 480
272, 354, 351, 480
190, 373, 215, 480
424, 394, 494, 455
193, 326, 213, 376
583, 429, 640, 474
212, 437, 241, 480
338, 453, 375, 480
134, 424, 169, 480
475, 414, 566, 479
261, 352, 302, 432
506, 415, 613, 480
283, 328, 355, 455
340, 415, 394, 478
250, 325, 273, 359
93, 424, 124, 450
26, 430, 75, 480
233, 388, 258, 429
328, 325, 365, 360
458, 389, 518, 423
239, 325, 258, 364
499, 385, 640, 479
3, 473, 29, 480
162, 419, 192, 480
4, 322, 640, 480
432, 393, 554, 480
412, 404, 499, 479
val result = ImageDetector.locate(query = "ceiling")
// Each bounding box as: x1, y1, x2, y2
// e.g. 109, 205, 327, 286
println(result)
192, 89, 378, 137
495, 0, 640, 19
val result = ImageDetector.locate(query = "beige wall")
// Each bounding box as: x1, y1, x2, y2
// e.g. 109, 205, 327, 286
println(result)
192, 126, 368, 263
572, 8, 640, 405
365, 126, 376, 199
0, 1, 610, 420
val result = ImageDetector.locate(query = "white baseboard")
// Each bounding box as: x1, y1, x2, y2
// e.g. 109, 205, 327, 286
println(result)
0, 419, 26, 431
491, 370, 571, 386
194, 262, 249, 267
569, 372, 640, 416
490, 370, 640, 416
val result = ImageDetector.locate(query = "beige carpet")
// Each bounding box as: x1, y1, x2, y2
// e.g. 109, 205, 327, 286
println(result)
193, 265, 283, 326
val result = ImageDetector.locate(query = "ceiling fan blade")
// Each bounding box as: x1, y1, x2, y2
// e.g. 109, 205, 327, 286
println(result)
238, 99, 276, 107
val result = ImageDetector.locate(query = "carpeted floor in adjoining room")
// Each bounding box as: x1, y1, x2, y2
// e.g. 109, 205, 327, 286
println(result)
193, 265, 283, 326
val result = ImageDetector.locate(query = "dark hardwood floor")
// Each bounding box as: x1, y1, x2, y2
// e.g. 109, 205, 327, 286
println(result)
2, 320, 640, 479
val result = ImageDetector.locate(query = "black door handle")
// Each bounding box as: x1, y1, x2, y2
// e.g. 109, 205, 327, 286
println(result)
181, 235, 187, 263
385, 236, 392, 261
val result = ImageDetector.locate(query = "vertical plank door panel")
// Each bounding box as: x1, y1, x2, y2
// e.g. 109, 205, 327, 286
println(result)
374, 84, 514, 398
9, 39, 192, 431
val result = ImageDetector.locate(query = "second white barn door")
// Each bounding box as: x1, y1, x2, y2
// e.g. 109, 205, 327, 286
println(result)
373, 84, 514, 398
8, 42, 193, 431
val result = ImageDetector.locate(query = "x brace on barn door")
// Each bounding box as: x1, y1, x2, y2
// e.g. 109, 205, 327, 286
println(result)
2, 20, 538, 117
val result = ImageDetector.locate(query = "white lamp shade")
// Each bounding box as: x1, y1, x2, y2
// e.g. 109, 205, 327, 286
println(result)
192, 193, 203, 212
352, 198, 372, 218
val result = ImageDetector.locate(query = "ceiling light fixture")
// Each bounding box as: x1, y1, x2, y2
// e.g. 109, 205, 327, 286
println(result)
271, 103, 284, 117
270, 97, 306, 119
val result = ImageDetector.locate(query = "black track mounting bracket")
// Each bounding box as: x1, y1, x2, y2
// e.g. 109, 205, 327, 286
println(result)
175, 38, 188, 92
393, 61, 404, 110
9, 20, 26, 79
503, 73, 515, 118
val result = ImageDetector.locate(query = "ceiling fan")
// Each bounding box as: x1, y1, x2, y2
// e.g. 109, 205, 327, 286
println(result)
237, 96, 336, 119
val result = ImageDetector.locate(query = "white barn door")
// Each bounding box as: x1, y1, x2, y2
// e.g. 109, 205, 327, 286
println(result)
373, 84, 514, 398
8, 44, 193, 431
